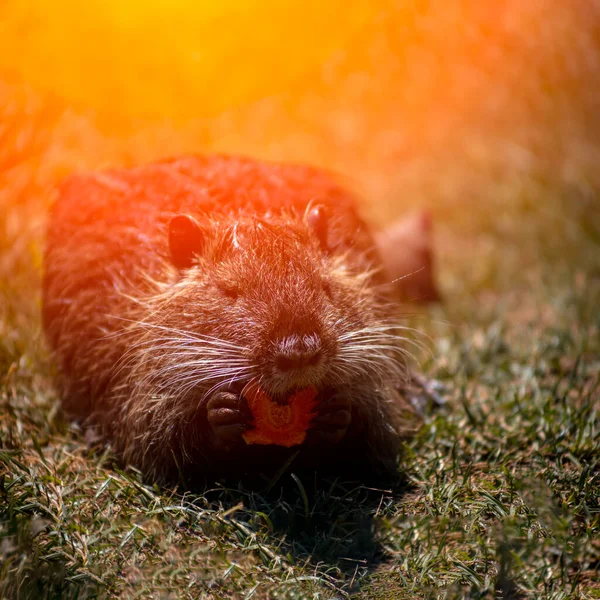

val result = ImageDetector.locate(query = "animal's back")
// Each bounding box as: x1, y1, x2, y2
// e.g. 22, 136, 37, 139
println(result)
44, 154, 364, 325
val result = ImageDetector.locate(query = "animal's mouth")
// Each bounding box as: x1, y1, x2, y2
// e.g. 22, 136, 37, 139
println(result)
227, 379, 333, 406
277, 386, 337, 407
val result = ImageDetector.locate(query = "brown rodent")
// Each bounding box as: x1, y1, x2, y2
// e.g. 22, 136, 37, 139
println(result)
43, 154, 420, 482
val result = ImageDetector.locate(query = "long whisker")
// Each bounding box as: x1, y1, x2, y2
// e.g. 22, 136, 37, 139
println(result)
103, 315, 249, 351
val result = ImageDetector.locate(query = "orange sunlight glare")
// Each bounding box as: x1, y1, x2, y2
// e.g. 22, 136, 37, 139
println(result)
1, 1, 592, 225
0, 0, 376, 121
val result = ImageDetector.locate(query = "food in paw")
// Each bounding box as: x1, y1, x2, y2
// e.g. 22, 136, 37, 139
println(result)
242, 382, 318, 447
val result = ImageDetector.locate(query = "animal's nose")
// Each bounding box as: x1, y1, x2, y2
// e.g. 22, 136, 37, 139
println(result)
274, 334, 323, 372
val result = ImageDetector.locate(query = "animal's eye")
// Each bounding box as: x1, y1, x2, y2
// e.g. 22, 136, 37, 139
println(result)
217, 281, 241, 300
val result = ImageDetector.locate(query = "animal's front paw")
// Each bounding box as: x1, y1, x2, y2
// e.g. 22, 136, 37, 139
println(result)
206, 392, 250, 451
306, 392, 352, 446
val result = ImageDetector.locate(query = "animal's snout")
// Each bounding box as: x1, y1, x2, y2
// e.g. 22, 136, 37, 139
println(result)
274, 334, 323, 373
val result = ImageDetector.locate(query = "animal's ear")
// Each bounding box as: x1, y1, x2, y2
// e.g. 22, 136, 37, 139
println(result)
304, 201, 329, 251
168, 214, 204, 269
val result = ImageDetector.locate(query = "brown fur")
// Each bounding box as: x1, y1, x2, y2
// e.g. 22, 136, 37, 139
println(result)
43, 154, 419, 482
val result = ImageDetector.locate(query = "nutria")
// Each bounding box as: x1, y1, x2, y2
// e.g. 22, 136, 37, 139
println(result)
43, 154, 424, 482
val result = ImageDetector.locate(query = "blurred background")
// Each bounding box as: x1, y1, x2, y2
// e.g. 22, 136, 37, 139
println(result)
1, 0, 600, 305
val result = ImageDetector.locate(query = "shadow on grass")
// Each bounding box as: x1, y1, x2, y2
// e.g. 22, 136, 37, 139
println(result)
190, 460, 411, 579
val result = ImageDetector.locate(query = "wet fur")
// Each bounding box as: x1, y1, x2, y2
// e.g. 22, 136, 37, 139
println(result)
43, 154, 420, 481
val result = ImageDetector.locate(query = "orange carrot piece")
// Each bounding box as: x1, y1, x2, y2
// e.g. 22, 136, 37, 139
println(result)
242, 382, 318, 447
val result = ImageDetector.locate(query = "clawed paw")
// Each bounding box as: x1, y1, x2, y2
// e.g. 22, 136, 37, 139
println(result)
206, 392, 250, 451
307, 393, 352, 446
